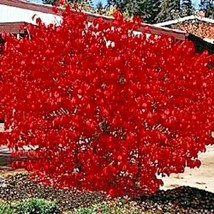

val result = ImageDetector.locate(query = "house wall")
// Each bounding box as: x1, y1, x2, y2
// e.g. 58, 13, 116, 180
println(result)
0, 4, 61, 25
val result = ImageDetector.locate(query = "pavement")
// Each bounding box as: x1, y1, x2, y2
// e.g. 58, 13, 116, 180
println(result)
161, 145, 214, 193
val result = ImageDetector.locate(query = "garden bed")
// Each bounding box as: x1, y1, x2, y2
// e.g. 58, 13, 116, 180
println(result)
0, 172, 214, 213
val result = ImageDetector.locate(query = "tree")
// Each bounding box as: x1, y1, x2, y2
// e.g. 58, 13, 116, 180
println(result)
200, 0, 214, 18
181, 0, 194, 16
0, 7, 213, 198
107, 0, 160, 23
96, 1, 103, 9
96, 1, 104, 12
156, 0, 180, 23
42, 0, 90, 5
128, 0, 160, 23
107, 0, 127, 10
200, 0, 214, 8
206, 5, 214, 18
42, 0, 57, 4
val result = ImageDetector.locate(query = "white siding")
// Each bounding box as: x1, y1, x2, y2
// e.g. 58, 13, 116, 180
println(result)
0, 123, 4, 132
0, 4, 62, 25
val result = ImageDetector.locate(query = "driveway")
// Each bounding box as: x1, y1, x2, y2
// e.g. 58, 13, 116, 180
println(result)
161, 145, 214, 193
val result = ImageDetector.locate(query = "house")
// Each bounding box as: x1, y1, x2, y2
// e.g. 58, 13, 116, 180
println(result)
1, 0, 214, 53
154, 14, 214, 53
0, 0, 62, 30
0, 0, 189, 38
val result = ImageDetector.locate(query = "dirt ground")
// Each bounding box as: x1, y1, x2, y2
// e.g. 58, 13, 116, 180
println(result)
161, 145, 214, 193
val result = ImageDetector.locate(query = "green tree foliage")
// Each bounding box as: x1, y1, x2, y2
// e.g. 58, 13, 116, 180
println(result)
181, 0, 194, 16
96, 1, 103, 9
42, 0, 94, 12
42, 0, 57, 4
43, 0, 196, 23
128, 0, 160, 23
206, 5, 214, 18
42, 0, 88, 5
107, 0, 126, 10
200, 0, 214, 18
95, 1, 105, 14
156, 0, 180, 22
106, 0, 196, 23
107, 0, 160, 23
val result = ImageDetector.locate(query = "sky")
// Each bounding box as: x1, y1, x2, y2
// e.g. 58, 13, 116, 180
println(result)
31, 0, 201, 8
92, 0, 107, 6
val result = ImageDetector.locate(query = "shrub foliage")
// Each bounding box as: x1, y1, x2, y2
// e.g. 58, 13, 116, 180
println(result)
0, 199, 60, 214
12, 198, 60, 214
0, 6, 213, 197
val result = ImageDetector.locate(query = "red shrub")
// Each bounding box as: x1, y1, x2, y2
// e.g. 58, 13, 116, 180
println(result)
0, 7, 213, 197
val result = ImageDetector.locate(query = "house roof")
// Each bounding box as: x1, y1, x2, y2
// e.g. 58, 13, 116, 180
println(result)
0, 21, 27, 34
155, 15, 214, 44
0, 0, 62, 14
0, 0, 188, 40
154, 15, 214, 27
